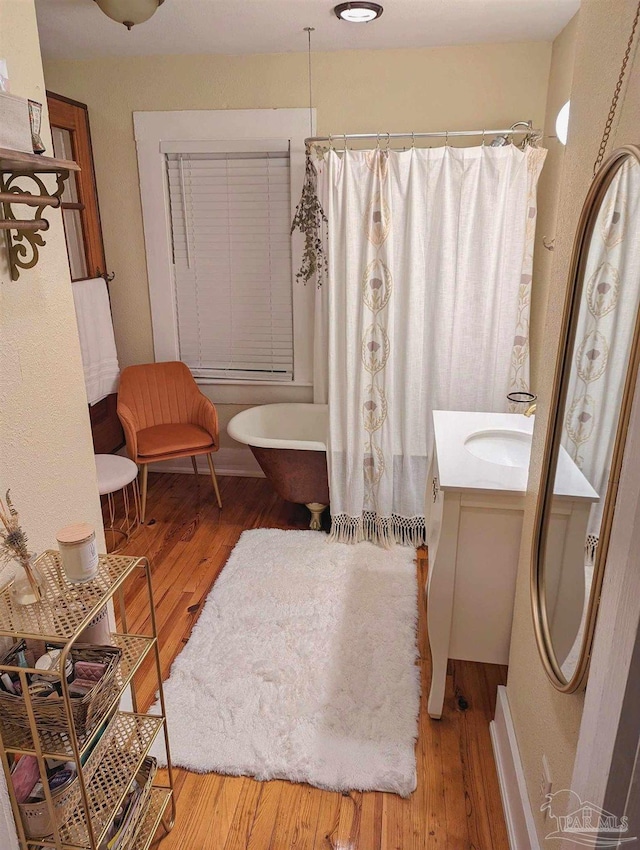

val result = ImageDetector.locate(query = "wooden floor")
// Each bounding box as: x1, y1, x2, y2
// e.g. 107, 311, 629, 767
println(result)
115, 471, 509, 850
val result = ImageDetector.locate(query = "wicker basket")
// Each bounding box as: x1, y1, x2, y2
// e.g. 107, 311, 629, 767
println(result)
0, 642, 122, 739
108, 757, 158, 850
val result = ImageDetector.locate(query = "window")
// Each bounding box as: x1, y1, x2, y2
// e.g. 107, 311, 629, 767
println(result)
166, 145, 293, 380
134, 109, 314, 390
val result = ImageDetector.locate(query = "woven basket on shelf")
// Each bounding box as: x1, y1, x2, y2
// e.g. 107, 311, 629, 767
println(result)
0, 642, 122, 739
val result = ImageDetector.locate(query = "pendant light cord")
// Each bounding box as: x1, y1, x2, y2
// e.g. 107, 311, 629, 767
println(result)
593, 0, 640, 175
304, 27, 315, 137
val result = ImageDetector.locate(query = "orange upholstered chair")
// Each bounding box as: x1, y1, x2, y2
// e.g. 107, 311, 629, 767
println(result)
117, 361, 222, 522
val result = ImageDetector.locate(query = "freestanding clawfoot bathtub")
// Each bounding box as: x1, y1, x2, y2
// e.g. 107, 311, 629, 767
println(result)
227, 404, 330, 529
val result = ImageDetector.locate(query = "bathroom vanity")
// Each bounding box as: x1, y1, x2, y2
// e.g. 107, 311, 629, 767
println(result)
426, 411, 597, 719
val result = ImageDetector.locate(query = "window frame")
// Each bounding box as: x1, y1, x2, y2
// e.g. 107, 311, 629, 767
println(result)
134, 108, 315, 388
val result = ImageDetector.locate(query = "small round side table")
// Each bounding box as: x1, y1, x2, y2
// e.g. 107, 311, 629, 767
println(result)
95, 454, 140, 553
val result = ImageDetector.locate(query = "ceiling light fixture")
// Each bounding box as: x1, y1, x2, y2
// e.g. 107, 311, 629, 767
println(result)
92, 0, 165, 30
334, 2, 383, 23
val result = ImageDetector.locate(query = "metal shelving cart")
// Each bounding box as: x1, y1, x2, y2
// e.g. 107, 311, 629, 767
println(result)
0, 551, 175, 850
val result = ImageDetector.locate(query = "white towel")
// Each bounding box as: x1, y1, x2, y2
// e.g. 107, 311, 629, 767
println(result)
71, 277, 120, 405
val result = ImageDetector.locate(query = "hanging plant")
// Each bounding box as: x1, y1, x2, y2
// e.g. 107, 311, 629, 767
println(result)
291, 153, 328, 287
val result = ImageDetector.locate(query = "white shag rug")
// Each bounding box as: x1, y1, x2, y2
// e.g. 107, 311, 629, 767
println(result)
150, 529, 420, 796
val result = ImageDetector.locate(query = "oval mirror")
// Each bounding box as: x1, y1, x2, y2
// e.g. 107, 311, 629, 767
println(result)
533, 145, 640, 692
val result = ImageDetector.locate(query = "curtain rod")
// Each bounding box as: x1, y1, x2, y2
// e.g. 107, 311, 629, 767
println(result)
305, 121, 540, 146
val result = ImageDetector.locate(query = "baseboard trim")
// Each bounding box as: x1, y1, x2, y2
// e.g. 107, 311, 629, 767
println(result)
148, 447, 265, 478
490, 686, 540, 850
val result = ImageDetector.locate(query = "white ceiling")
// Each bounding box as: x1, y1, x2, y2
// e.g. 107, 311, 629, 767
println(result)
35, 0, 580, 61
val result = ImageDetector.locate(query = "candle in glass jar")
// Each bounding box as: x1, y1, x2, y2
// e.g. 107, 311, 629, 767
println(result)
56, 523, 99, 583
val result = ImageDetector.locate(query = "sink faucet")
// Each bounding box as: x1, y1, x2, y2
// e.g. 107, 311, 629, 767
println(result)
524, 403, 537, 417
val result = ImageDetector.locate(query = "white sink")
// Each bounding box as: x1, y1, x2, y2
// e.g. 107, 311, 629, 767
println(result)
464, 429, 532, 468
433, 412, 597, 499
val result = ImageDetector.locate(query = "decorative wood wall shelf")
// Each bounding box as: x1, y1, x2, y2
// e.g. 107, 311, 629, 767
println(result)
0, 147, 80, 281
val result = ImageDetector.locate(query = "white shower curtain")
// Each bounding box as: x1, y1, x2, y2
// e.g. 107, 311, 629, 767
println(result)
314, 144, 546, 546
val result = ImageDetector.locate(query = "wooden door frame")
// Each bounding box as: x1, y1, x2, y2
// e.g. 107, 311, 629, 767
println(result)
47, 91, 123, 454
47, 90, 106, 280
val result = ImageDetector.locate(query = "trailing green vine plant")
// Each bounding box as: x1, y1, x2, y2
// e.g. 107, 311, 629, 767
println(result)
291, 150, 328, 287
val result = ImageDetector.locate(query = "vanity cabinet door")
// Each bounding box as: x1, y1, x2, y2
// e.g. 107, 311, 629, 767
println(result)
426, 451, 444, 568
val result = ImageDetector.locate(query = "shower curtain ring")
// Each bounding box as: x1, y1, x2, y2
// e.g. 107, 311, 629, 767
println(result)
411, 131, 415, 149
385, 132, 391, 151
329, 134, 335, 151
445, 130, 449, 147
343, 133, 348, 151
376, 133, 380, 150
482, 130, 486, 146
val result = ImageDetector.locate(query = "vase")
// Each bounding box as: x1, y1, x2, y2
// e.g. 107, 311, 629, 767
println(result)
10, 555, 43, 606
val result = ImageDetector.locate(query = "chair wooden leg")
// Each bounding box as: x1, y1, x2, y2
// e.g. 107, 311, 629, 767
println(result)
191, 455, 198, 476
140, 463, 149, 523
206, 453, 222, 508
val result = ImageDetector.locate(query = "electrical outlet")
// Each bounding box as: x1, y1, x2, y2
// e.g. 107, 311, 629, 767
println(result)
540, 755, 553, 818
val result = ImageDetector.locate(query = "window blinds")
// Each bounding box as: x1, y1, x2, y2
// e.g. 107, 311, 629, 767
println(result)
166, 149, 294, 380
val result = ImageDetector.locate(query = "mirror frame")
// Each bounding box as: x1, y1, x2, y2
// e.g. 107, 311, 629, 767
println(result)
532, 144, 640, 693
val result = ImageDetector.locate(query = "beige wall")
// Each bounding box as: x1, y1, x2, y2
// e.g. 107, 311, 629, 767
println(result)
530, 14, 579, 390
0, 1, 104, 845
507, 1, 640, 843
43, 42, 552, 450
0, 0, 104, 552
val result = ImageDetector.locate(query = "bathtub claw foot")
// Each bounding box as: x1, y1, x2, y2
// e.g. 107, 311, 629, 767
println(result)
306, 503, 327, 531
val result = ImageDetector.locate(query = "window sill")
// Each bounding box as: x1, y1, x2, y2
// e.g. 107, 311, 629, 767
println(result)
196, 379, 314, 407
195, 378, 313, 388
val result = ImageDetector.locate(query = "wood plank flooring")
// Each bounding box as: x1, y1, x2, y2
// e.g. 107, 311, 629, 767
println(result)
114, 471, 509, 849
